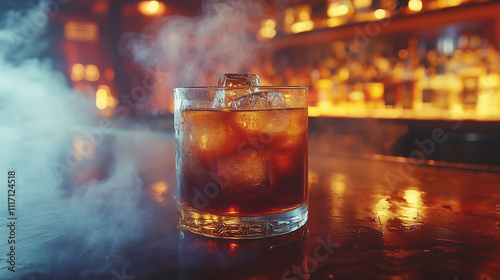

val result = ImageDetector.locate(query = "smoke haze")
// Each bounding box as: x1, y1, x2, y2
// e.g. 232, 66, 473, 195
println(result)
1, 0, 267, 278
121, 0, 267, 87
0, 3, 154, 279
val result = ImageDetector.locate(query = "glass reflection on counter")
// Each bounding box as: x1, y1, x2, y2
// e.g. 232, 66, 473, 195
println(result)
330, 173, 347, 195
327, 173, 348, 219
371, 189, 427, 232
374, 195, 392, 231
398, 189, 426, 227
178, 227, 308, 280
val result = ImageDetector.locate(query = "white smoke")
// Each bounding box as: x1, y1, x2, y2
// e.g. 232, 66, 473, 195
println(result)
0, 3, 154, 279
120, 0, 267, 87
0, 0, 276, 278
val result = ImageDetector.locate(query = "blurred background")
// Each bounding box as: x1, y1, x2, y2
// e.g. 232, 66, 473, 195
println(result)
2, 0, 500, 167
1, 2, 499, 278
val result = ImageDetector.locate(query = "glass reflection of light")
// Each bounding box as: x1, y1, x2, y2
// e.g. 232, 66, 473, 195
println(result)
398, 189, 425, 227
329, 173, 348, 218
151, 181, 168, 203
374, 195, 392, 230
228, 206, 238, 215
330, 174, 346, 195
229, 242, 239, 251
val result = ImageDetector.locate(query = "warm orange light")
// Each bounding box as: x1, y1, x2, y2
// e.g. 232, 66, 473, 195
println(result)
96, 85, 109, 110
317, 79, 333, 91
138, 1, 166, 16
96, 89, 107, 109
397, 189, 426, 227
398, 49, 409, 59
308, 107, 321, 117
92, 2, 109, 15
64, 21, 99, 42
105, 68, 115, 80
228, 207, 238, 215
85, 64, 100, 81
229, 243, 239, 251
330, 174, 346, 195
264, 19, 276, 29
285, 12, 294, 24
298, 10, 310, 21
257, 19, 277, 41
258, 28, 276, 40
448, 0, 462, 6
353, 0, 372, 10
374, 9, 387, 19
366, 83, 384, 99
403, 190, 422, 204
289, 6, 314, 33
291, 20, 314, 33
408, 0, 423, 11
73, 135, 95, 160
151, 181, 168, 203
327, 4, 349, 17
327, 17, 344, 27
438, 0, 461, 7
373, 195, 392, 228
348, 90, 365, 102
338, 68, 349, 81
71, 63, 85, 81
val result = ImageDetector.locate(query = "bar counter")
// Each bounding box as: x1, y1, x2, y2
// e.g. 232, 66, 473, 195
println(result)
5, 128, 500, 280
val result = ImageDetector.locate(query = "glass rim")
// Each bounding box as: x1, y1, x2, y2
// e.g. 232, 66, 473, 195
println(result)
174, 86, 308, 90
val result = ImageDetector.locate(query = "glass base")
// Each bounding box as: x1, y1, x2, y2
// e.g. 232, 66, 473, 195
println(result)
177, 203, 308, 239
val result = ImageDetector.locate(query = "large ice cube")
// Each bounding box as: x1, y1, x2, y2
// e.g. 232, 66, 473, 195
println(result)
217, 73, 260, 87
212, 74, 261, 109
217, 151, 273, 202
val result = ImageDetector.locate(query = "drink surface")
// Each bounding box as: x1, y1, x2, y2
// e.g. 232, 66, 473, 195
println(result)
176, 108, 308, 216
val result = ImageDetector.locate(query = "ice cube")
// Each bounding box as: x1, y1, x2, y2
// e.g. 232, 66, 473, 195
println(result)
266, 91, 287, 108
212, 89, 226, 109
236, 110, 289, 134
212, 74, 262, 109
217, 151, 273, 202
229, 92, 267, 109
229, 91, 286, 110
217, 73, 260, 87
212, 88, 261, 109
230, 91, 289, 135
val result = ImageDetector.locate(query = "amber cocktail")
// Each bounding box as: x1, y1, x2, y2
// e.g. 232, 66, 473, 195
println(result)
174, 74, 308, 238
